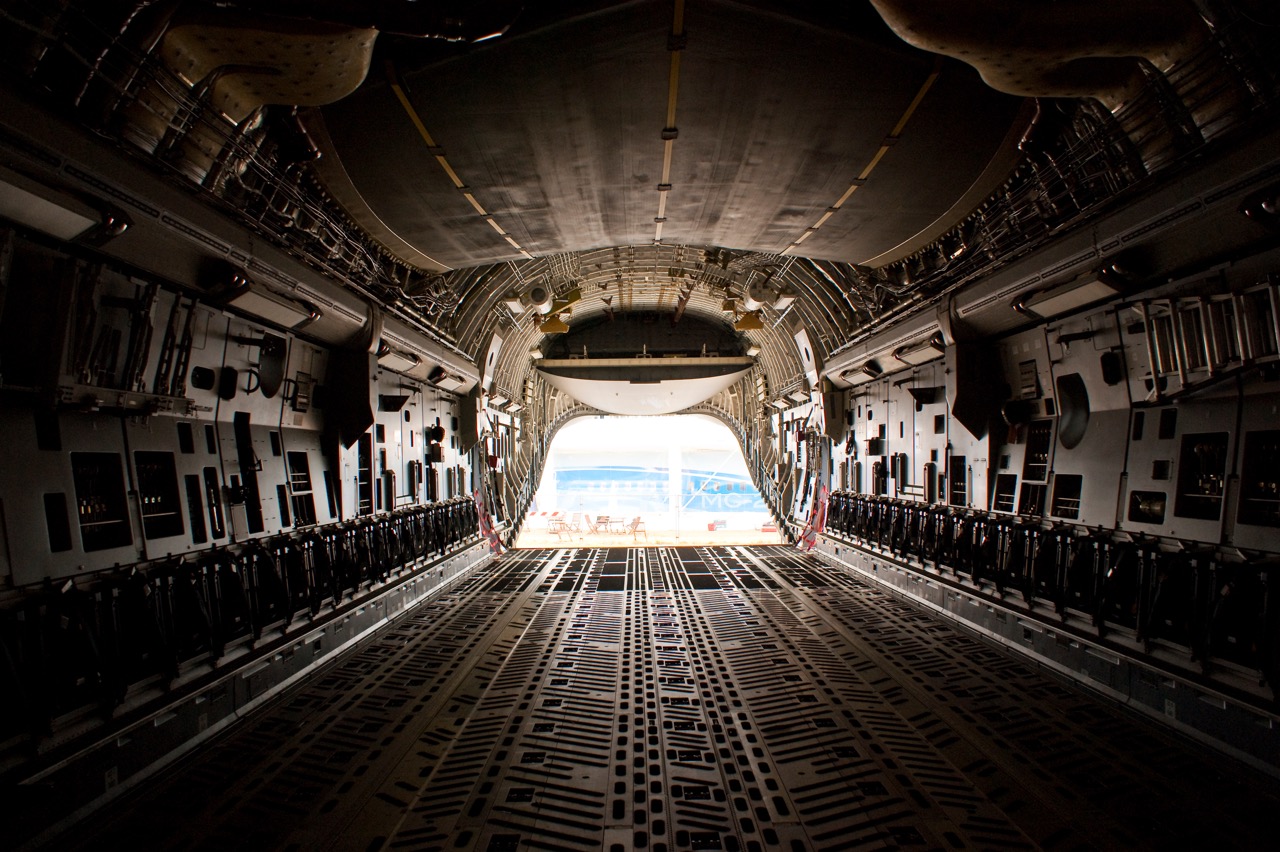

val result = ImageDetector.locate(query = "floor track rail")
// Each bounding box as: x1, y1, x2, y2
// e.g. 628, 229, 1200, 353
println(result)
41, 546, 1280, 852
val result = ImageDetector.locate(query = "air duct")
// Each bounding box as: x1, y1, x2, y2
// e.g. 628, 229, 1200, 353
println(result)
0, 165, 124, 242
220, 273, 321, 330
376, 347, 421, 373
742, 279, 772, 311
840, 360, 883, 387
1013, 265, 1127, 320
523, 284, 554, 314
893, 332, 946, 366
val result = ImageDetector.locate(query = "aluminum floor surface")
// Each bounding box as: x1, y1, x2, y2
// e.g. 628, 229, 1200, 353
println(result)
52, 546, 1280, 851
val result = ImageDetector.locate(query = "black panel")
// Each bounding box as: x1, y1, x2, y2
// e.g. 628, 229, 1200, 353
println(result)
1238, 430, 1280, 527
1100, 351, 1125, 385
325, 348, 375, 449
0, 247, 63, 388
176, 421, 195, 454
1022, 420, 1052, 481
203, 466, 225, 539
185, 474, 208, 545
33, 409, 61, 451
907, 386, 941, 406
291, 493, 316, 527
1174, 433, 1229, 520
70, 452, 132, 551
218, 366, 239, 400
232, 412, 265, 534
356, 434, 373, 516
1128, 490, 1167, 524
993, 473, 1017, 512
950, 342, 1006, 439
323, 470, 337, 519
286, 451, 317, 526
949, 456, 967, 505
276, 484, 291, 528
1018, 482, 1045, 515
190, 366, 216, 390
43, 492, 72, 552
1051, 474, 1083, 519
134, 450, 184, 539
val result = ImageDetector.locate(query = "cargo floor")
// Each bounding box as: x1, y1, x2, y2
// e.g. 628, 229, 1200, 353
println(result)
51, 546, 1280, 851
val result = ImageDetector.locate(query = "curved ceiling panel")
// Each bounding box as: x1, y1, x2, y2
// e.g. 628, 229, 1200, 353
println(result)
320, 1, 1025, 270
539, 367, 752, 416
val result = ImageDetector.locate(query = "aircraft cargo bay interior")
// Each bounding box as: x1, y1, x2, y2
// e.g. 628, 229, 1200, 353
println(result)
2, 1, 1280, 849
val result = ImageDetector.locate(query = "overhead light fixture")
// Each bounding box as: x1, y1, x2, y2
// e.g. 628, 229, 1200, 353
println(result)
840, 360, 883, 386
1014, 265, 1127, 320
893, 332, 945, 366
377, 347, 421, 373
746, 345, 761, 357
771, 287, 797, 312
428, 369, 468, 392
721, 298, 738, 312
489, 395, 509, 409
0, 168, 130, 245
506, 401, 523, 413
0, 166, 102, 241
770, 398, 790, 409
501, 291, 525, 314
787, 389, 811, 404
529, 346, 544, 360
735, 311, 764, 331
1240, 182, 1280, 226
221, 273, 321, 330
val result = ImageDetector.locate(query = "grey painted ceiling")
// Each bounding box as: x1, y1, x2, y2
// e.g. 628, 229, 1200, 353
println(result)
321, 0, 1026, 273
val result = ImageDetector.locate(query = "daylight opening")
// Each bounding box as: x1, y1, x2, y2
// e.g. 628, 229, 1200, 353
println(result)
515, 414, 784, 548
